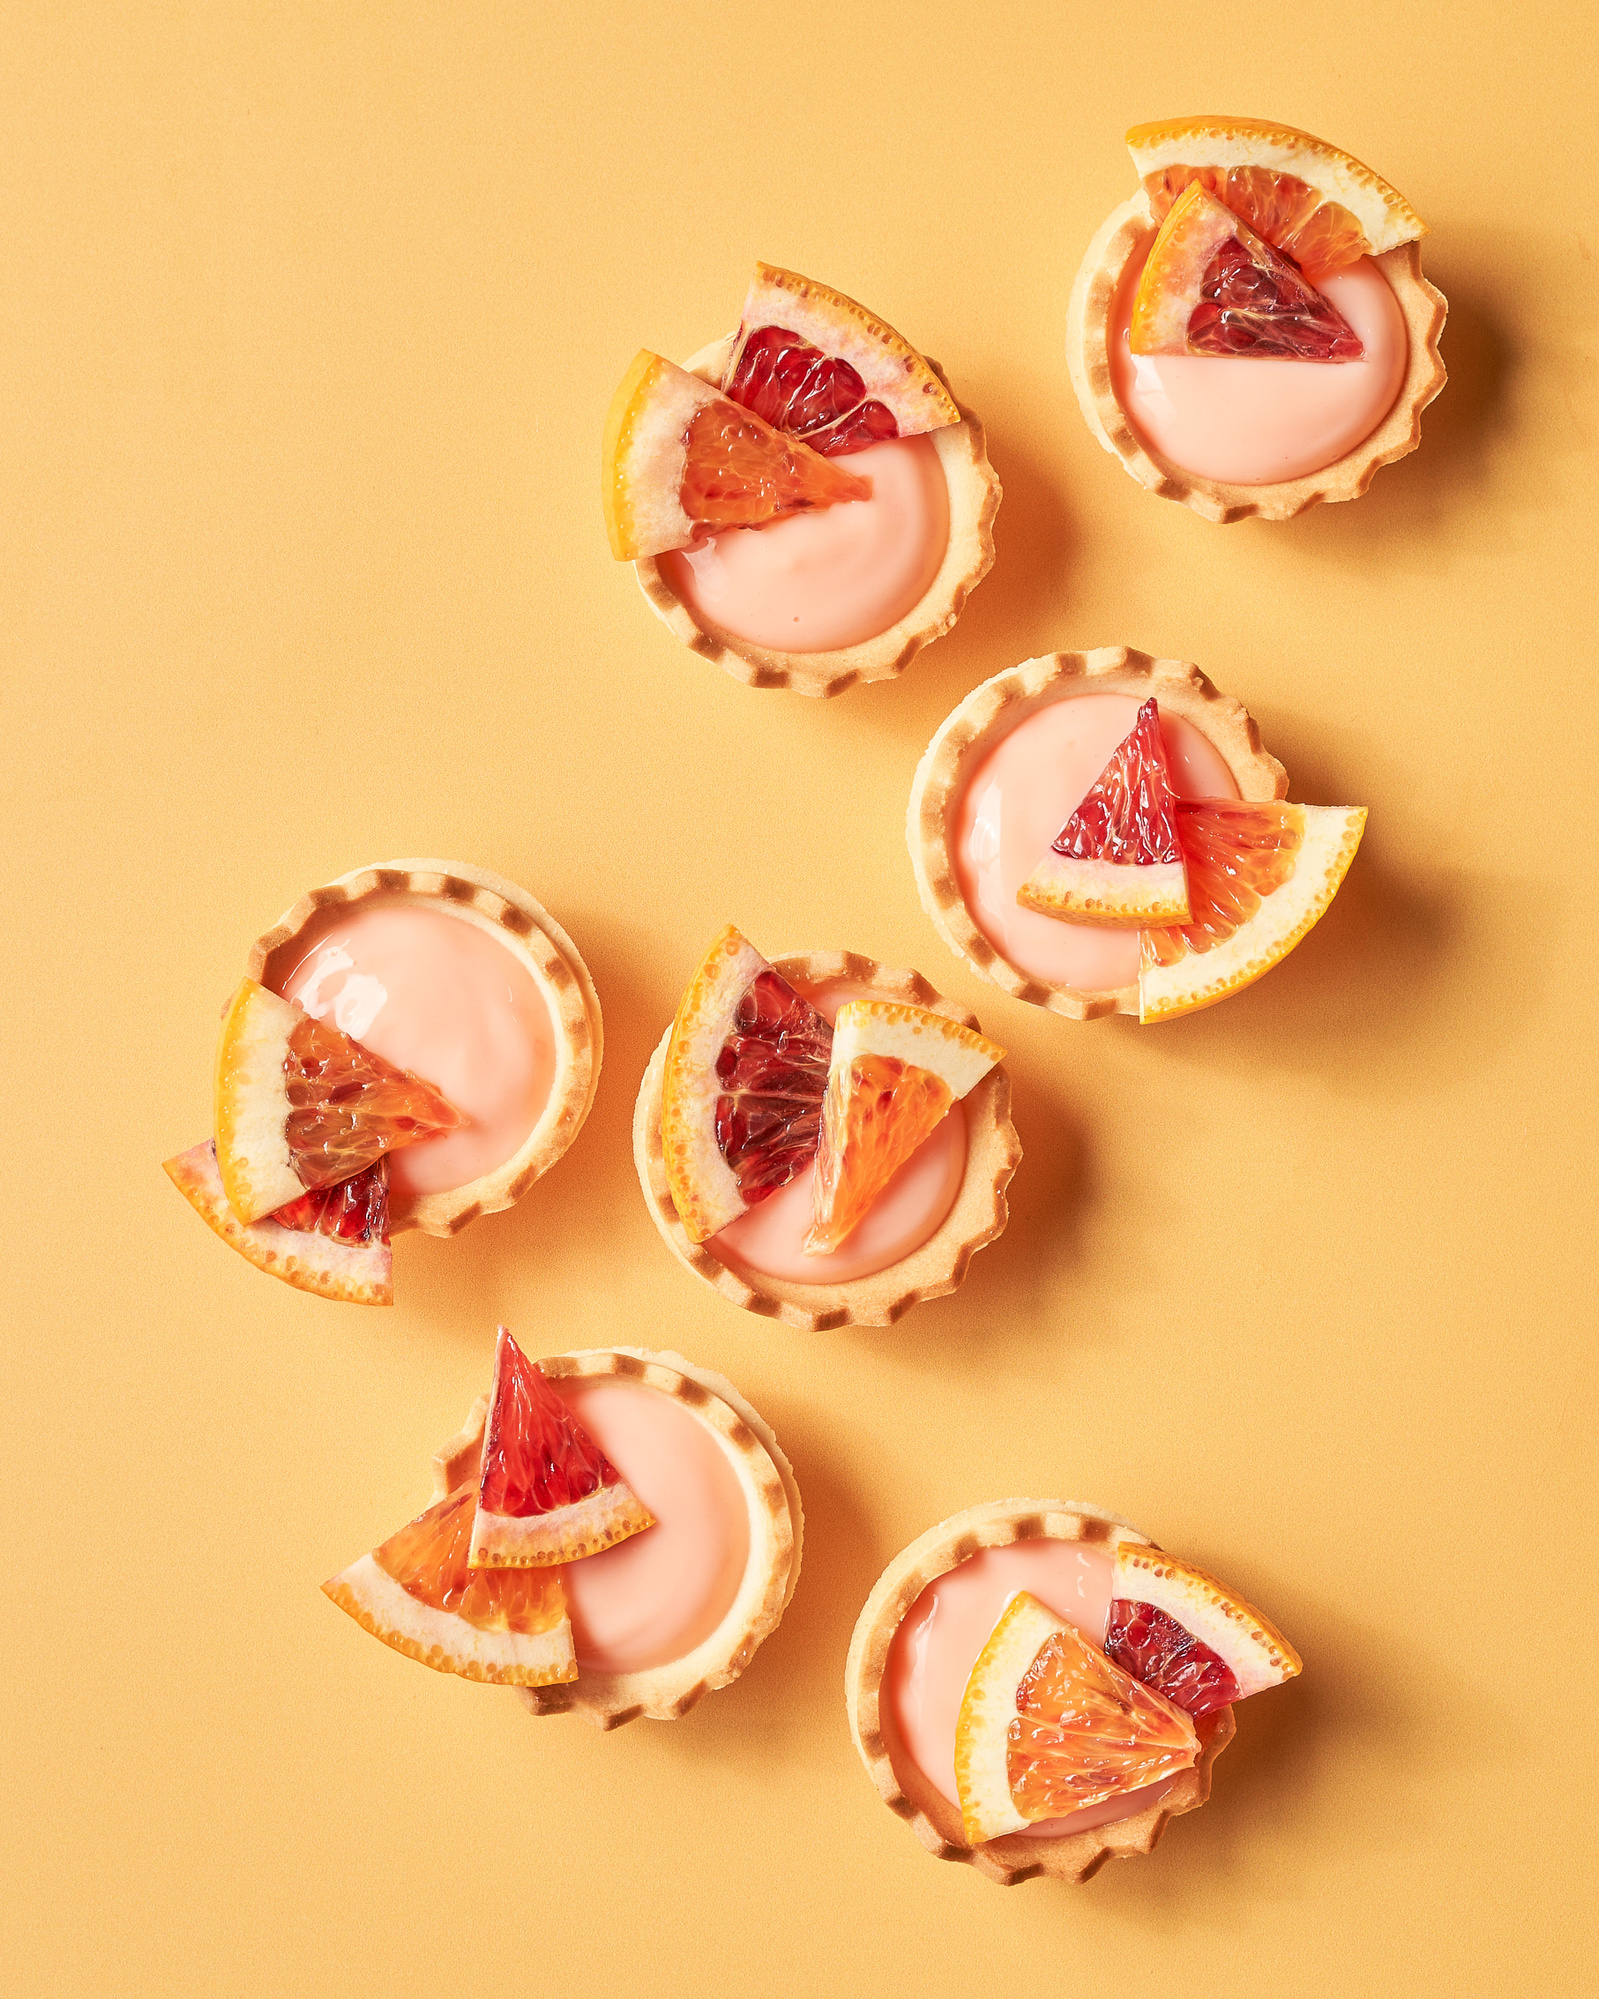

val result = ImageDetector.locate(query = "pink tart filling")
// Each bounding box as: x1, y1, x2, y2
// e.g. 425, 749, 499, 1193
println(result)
954, 693, 1239, 993
884, 1540, 1179, 1839
658, 434, 949, 652
554, 1378, 751, 1674
274, 902, 555, 1198
1109, 234, 1408, 485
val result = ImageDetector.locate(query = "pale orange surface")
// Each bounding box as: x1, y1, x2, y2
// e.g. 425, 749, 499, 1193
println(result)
3, 5, 1597, 1997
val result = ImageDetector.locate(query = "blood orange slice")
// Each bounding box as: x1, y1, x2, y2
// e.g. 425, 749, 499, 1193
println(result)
163, 1138, 393, 1306
214, 978, 465, 1224
955, 1591, 1199, 1845
323, 1482, 575, 1687
1017, 697, 1191, 926
1131, 184, 1363, 361
807, 1001, 1002, 1255
722, 263, 960, 456
661, 926, 833, 1244
467, 1329, 654, 1568
602, 351, 872, 562
1107, 1543, 1302, 1714
1139, 798, 1366, 1022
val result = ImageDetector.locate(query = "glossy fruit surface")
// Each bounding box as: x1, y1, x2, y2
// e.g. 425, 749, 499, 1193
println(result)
679, 399, 871, 529
1144, 165, 1367, 276
726, 327, 900, 454
1105, 1598, 1241, 1716
272, 1158, 388, 1243
808, 1053, 951, 1254
1055, 698, 1182, 864
1142, 798, 1304, 967
713, 968, 834, 1206
283, 1012, 465, 1190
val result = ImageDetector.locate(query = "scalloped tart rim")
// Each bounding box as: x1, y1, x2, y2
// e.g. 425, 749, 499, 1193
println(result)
844, 1496, 1235, 1885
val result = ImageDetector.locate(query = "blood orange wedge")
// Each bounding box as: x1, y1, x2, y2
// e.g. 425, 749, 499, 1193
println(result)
467, 1329, 654, 1568
661, 925, 833, 1244
1139, 798, 1366, 1022
1017, 697, 1191, 927
163, 1139, 393, 1305
806, 1000, 1002, 1255
1131, 183, 1363, 361
602, 351, 871, 562
1127, 116, 1427, 278
1105, 1542, 1301, 1716
322, 1482, 575, 1687
214, 978, 465, 1224
722, 262, 960, 456
955, 1591, 1199, 1845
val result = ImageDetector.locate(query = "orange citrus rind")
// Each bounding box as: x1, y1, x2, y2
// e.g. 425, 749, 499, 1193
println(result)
214, 979, 309, 1223
1020, 853, 1191, 927
602, 351, 724, 561
1114, 1543, 1302, 1697
322, 1552, 576, 1688
660, 923, 772, 1244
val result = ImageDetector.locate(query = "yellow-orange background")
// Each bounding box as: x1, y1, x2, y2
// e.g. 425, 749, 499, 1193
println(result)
4, 4, 1596, 1994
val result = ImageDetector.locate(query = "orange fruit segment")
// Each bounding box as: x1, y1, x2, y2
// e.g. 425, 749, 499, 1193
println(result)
467, 1330, 654, 1568
806, 1001, 1002, 1255
602, 351, 871, 562
1139, 799, 1366, 1021
1018, 697, 1191, 927
1106, 1542, 1302, 1713
1131, 183, 1363, 362
955, 1591, 1199, 1845
322, 1480, 576, 1688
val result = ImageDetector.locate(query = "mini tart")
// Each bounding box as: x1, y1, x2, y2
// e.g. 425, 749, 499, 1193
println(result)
908, 647, 1286, 1020
633, 338, 1000, 698
1068, 194, 1446, 522
432, 1347, 803, 1728
845, 1499, 1235, 1886
634, 952, 1021, 1329
249, 859, 601, 1236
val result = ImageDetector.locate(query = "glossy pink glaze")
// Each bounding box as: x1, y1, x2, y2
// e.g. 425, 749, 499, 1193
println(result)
884, 1539, 1177, 1839
275, 901, 554, 1198
554, 1378, 751, 1674
659, 435, 949, 651
954, 694, 1239, 992
1109, 235, 1408, 484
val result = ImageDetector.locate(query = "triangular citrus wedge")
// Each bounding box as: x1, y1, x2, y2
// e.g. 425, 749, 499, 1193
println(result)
722, 262, 960, 454
1018, 697, 1191, 927
602, 351, 872, 562
955, 1591, 1199, 1845
1139, 798, 1366, 1021
467, 1330, 655, 1568
1105, 1542, 1302, 1715
806, 1000, 1003, 1256
322, 1481, 575, 1687
1131, 182, 1363, 361
214, 978, 465, 1224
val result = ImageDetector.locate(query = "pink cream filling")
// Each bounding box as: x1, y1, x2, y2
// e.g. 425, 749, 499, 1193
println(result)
884, 1540, 1178, 1840
1108, 234, 1408, 485
554, 1378, 751, 1674
710, 979, 967, 1285
658, 434, 950, 652
274, 901, 554, 1198
953, 693, 1239, 993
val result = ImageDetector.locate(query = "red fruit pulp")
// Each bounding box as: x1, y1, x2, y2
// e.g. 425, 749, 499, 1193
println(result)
713, 969, 833, 1205
478, 1334, 624, 1519
1187, 234, 1363, 361
726, 326, 900, 455
1054, 697, 1184, 863
272, 1157, 389, 1243
1142, 798, 1304, 967
282, 1013, 464, 1191
1104, 1598, 1241, 1715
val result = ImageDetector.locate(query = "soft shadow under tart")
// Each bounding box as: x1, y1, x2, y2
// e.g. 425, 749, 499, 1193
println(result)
633, 338, 1001, 697
908, 646, 1286, 1021
1067, 195, 1447, 522
845, 1498, 1234, 1885
433, 1347, 802, 1729
633, 951, 1021, 1330
250, 858, 602, 1236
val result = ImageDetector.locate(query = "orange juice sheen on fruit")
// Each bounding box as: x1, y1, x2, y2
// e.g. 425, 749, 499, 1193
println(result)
885, 1540, 1180, 1838
275, 902, 554, 1198
660, 435, 948, 651
954, 693, 1239, 993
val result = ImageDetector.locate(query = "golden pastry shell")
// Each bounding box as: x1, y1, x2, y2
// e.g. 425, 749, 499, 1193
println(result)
633, 951, 1021, 1329
907, 647, 1286, 1020
249, 858, 602, 1236
432, 1345, 802, 1728
631, 337, 1001, 697
844, 1497, 1235, 1886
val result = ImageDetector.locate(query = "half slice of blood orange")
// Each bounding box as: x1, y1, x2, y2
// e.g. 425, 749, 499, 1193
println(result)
467, 1330, 655, 1568
1018, 697, 1192, 927
661, 925, 833, 1243
955, 1591, 1200, 1845
322, 1481, 576, 1687
1105, 1542, 1303, 1716
602, 351, 872, 562
722, 262, 961, 456
806, 1000, 1003, 1255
